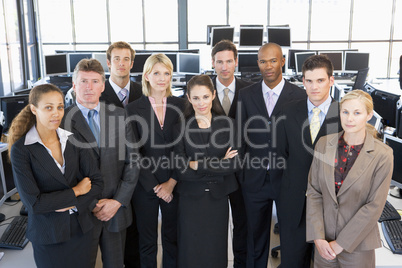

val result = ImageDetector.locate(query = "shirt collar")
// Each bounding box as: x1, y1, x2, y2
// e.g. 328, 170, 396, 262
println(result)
109, 78, 130, 96
76, 101, 101, 116
216, 77, 236, 94
307, 94, 332, 115
25, 125, 73, 146
262, 78, 285, 97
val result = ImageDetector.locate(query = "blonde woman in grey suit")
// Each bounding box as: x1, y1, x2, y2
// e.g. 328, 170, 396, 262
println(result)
306, 90, 393, 268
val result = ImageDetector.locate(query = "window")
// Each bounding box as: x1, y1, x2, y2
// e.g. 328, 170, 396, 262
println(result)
187, 0, 226, 42
109, 0, 143, 43
73, 0, 108, 43
143, 0, 178, 44
310, 0, 351, 41
269, 0, 309, 42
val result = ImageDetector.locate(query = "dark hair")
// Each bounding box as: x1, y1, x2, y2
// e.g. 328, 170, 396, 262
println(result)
107, 41, 136, 62
72, 58, 106, 83
302, 54, 333, 78
8, 84, 64, 156
184, 74, 223, 118
211, 40, 238, 60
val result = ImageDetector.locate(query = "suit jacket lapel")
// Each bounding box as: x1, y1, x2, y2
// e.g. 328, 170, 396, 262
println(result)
337, 133, 375, 196
250, 82, 269, 118
68, 105, 100, 156
315, 101, 340, 147
323, 133, 341, 203
26, 144, 69, 186
104, 81, 124, 108
63, 141, 75, 184
138, 95, 164, 139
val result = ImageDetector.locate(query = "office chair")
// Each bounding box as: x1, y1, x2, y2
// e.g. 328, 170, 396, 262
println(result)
352, 67, 369, 90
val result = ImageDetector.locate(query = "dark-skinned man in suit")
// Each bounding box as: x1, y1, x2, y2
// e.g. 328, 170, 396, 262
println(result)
237, 43, 306, 268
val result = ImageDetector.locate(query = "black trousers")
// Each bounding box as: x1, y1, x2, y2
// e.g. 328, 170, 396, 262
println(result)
124, 203, 141, 268
279, 203, 313, 268
242, 171, 278, 268
133, 183, 178, 268
229, 185, 248, 268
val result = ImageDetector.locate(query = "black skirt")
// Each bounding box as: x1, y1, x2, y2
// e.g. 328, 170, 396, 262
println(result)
178, 192, 229, 268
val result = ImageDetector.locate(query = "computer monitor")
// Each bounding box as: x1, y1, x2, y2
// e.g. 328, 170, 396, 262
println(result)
237, 52, 259, 73
68, 53, 93, 73
239, 26, 264, 47
92, 53, 109, 73
206, 25, 229, 45
352, 67, 369, 90
383, 134, 402, 198
266, 26, 291, 47
318, 51, 343, 73
210, 27, 235, 47
177, 53, 200, 75
130, 53, 152, 75
371, 89, 401, 128
287, 49, 312, 71
0, 95, 30, 133
368, 110, 383, 133
344, 52, 370, 73
331, 83, 345, 102
44, 54, 68, 77
165, 53, 178, 73
295, 52, 317, 75
0, 146, 17, 221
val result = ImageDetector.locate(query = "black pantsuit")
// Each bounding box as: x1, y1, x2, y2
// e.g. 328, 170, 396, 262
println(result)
126, 95, 185, 268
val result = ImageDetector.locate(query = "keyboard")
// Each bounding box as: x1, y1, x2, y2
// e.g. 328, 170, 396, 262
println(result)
381, 220, 402, 254
0, 216, 29, 250
379, 200, 401, 222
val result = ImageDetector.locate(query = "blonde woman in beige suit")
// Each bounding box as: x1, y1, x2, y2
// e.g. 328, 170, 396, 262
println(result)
306, 90, 393, 268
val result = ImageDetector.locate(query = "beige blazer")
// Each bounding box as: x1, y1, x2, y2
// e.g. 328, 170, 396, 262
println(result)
306, 131, 393, 253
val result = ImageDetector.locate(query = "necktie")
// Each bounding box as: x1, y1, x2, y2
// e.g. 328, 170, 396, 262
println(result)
222, 88, 231, 115
118, 88, 128, 107
266, 90, 275, 116
310, 107, 321, 143
88, 110, 100, 146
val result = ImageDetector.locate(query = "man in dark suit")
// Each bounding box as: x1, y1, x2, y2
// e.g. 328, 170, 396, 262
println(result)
278, 55, 342, 267
237, 43, 306, 268
101, 41, 142, 268
100, 41, 142, 108
211, 40, 251, 268
61, 58, 140, 268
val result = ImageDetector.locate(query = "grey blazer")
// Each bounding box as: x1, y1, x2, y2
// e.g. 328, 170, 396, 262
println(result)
306, 131, 393, 253
61, 102, 140, 232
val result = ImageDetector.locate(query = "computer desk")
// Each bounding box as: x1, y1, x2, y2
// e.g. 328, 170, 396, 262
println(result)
375, 192, 402, 268
0, 201, 34, 267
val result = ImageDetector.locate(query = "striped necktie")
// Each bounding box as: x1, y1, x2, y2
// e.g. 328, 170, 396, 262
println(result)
310, 107, 321, 143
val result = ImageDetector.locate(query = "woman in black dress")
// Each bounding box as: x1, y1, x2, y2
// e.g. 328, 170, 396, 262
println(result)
174, 74, 239, 268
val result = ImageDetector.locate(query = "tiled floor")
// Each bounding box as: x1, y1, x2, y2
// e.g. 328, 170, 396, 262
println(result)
96, 203, 281, 268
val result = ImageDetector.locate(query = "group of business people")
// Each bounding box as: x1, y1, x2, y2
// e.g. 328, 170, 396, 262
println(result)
7, 39, 393, 268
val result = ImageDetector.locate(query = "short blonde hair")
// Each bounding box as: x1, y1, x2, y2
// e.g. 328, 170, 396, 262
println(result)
340, 89, 378, 138
142, 53, 173, 97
